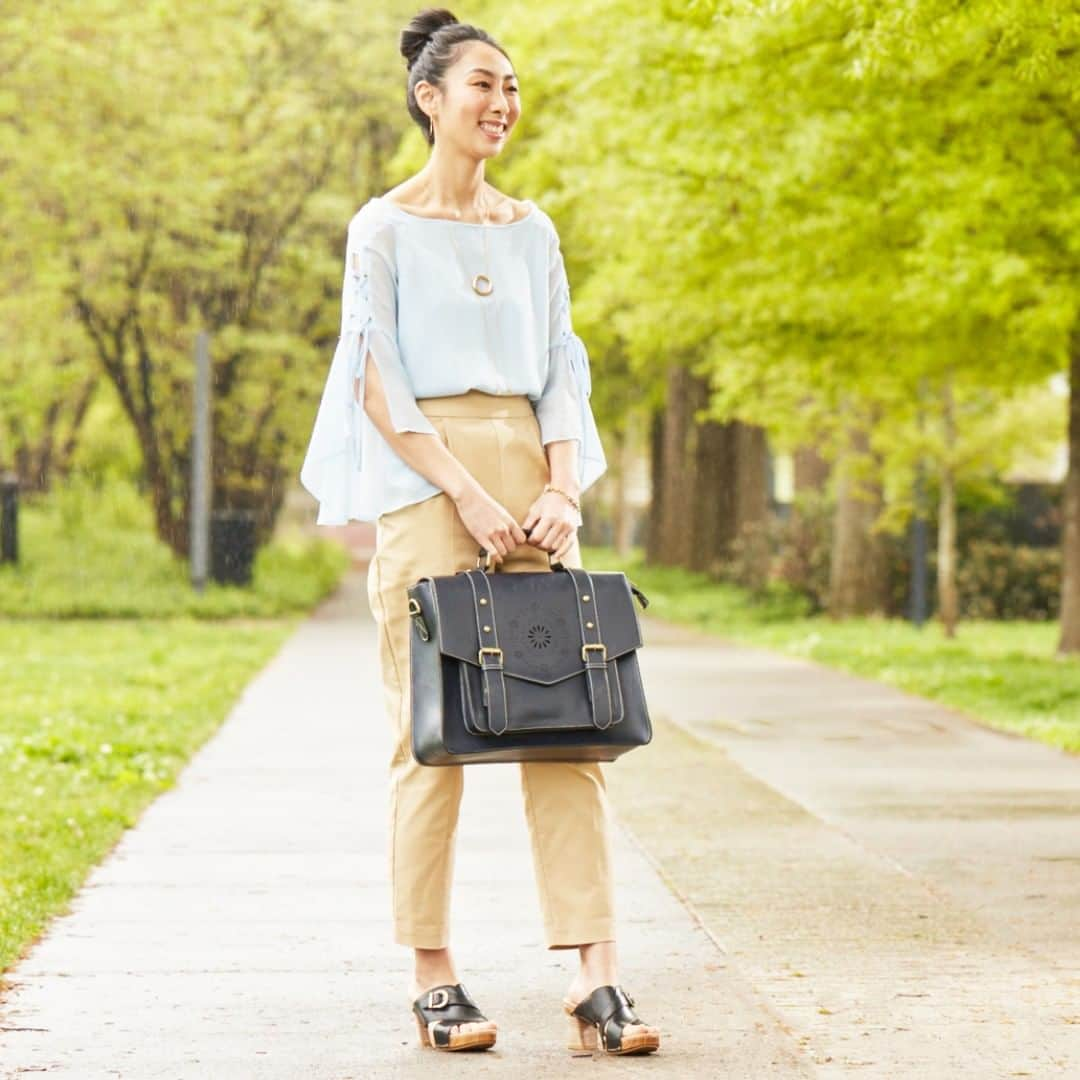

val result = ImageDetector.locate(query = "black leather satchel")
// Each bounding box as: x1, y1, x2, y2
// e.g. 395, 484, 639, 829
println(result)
406, 549, 653, 765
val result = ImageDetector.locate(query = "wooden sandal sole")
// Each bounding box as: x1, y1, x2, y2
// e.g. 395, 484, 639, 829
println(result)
562, 997, 660, 1055
414, 1012, 497, 1051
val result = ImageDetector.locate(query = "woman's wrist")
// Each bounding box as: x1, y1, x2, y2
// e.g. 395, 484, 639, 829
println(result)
446, 466, 480, 504
543, 482, 581, 514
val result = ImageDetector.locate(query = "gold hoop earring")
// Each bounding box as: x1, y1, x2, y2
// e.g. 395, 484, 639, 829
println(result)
429, 116, 434, 141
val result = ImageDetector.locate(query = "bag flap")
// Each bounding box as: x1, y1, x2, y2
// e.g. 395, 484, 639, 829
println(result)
426, 569, 642, 685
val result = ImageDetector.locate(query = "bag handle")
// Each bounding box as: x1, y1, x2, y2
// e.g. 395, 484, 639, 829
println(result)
475, 547, 565, 573
474, 547, 650, 609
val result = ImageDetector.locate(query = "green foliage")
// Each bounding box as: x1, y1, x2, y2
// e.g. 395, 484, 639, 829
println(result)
773, 491, 835, 613
4, 0, 1077, 608
0, 468, 349, 971
958, 541, 1060, 622
0, 476, 349, 617
493, 0, 1077, 541
69, 389, 144, 485
1, 2, 417, 544
763, 484, 1060, 619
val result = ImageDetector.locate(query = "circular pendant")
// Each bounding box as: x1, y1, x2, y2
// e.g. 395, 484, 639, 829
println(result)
472, 273, 493, 296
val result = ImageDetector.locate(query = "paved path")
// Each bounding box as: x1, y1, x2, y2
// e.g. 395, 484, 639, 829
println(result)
3, 569, 1078, 1077
0, 570, 806, 1078
608, 620, 1080, 1078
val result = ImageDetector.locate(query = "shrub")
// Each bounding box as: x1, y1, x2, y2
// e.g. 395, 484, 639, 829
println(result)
957, 541, 1059, 621
763, 488, 1059, 622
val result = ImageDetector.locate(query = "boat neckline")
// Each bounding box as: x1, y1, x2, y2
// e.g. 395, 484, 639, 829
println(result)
374, 195, 537, 228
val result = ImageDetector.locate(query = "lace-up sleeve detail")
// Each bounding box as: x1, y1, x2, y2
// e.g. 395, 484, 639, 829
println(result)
532, 229, 608, 496
299, 207, 439, 525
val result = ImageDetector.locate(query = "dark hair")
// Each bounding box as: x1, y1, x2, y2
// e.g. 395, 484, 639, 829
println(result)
400, 8, 511, 147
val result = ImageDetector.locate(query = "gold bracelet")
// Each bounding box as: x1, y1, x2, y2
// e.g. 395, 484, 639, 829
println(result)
543, 482, 581, 513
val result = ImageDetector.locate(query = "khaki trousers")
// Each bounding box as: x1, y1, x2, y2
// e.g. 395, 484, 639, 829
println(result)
366, 390, 617, 951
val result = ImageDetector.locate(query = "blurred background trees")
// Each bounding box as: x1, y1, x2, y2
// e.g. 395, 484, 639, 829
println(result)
2, 0, 1077, 641
497, 0, 1076, 641
1, 1, 408, 554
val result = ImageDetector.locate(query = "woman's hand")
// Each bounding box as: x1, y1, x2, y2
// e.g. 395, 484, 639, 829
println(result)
522, 489, 581, 563
452, 483, 527, 568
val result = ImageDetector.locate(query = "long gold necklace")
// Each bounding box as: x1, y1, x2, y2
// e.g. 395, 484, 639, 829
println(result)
445, 191, 494, 296
445, 192, 497, 368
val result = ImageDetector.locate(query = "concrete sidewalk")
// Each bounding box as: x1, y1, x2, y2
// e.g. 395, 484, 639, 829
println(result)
3, 567, 1078, 1077
0, 570, 808, 1078
609, 620, 1080, 1078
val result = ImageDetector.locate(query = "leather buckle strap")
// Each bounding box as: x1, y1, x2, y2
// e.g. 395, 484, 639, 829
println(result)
464, 569, 509, 735
566, 567, 621, 730
462, 565, 623, 736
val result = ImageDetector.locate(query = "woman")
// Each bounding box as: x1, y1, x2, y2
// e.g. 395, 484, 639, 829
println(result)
300, 7, 660, 1058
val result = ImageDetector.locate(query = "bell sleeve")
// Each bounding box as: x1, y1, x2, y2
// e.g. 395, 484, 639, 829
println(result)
531, 229, 608, 497
299, 207, 439, 525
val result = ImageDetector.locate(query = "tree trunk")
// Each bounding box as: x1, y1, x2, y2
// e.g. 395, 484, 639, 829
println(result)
690, 408, 730, 576
1058, 313, 1080, 652
828, 423, 886, 617
646, 364, 770, 579
793, 444, 830, 492
5, 375, 97, 494
612, 425, 634, 558
653, 364, 695, 565
730, 422, 770, 587
645, 408, 664, 562
55, 378, 98, 481
937, 378, 958, 638
714, 422, 739, 555
734, 423, 768, 531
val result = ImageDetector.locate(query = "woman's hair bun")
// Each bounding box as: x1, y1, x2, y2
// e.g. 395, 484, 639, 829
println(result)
400, 8, 459, 69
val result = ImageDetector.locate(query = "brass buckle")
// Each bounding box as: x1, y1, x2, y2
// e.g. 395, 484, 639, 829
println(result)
427, 988, 450, 1009
407, 597, 421, 616
581, 642, 607, 662
478, 646, 503, 666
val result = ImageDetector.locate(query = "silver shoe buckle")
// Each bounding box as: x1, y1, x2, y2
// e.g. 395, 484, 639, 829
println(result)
428, 988, 450, 1009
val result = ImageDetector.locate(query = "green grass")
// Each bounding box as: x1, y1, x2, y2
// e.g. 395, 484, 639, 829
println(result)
0, 479, 350, 618
0, 478, 351, 979
0, 616, 300, 975
583, 545, 1080, 755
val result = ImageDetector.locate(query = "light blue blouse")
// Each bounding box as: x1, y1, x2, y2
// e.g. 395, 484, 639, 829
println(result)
298, 195, 607, 526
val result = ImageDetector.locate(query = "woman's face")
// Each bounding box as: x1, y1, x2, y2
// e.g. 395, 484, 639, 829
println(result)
426, 41, 520, 157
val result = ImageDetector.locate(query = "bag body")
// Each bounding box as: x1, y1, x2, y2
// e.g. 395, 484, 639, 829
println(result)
407, 556, 652, 764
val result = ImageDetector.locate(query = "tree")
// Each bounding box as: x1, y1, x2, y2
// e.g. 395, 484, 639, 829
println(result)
1, 1, 416, 553
494, 0, 1074, 635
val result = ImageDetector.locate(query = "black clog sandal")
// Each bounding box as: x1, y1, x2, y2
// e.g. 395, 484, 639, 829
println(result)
412, 982, 497, 1051
562, 984, 661, 1055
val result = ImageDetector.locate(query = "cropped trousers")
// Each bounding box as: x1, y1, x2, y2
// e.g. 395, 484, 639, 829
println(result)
365, 389, 617, 951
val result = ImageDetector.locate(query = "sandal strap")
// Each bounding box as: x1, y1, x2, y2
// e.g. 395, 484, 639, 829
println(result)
412, 982, 489, 1046
571, 984, 641, 1052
